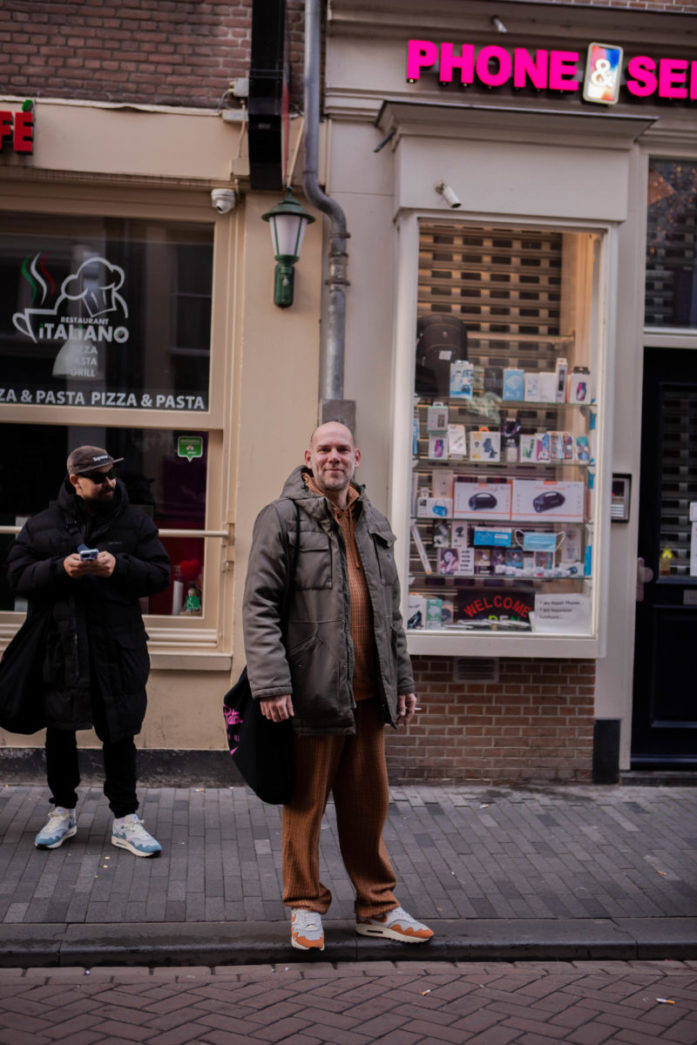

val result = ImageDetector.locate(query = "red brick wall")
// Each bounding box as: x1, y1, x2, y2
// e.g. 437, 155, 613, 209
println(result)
0, 0, 305, 108
385, 656, 596, 785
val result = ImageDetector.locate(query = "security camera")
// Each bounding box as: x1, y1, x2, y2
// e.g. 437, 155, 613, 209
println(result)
211, 188, 237, 214
435, 182, 461, 209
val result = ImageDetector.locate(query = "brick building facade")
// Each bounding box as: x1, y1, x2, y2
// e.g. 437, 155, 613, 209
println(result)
0, 1, 305, 108
2, 1, 697, 785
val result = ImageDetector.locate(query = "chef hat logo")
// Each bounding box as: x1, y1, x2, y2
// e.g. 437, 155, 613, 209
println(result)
62, 257, 127, 318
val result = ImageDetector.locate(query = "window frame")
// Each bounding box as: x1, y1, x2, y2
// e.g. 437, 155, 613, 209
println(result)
0, 189, 237, 666
389, 211, 615, 659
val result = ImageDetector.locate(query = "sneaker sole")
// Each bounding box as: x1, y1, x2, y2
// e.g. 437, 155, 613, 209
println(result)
111, 836, 161, 858
355, 923, 432, 943
291, 935, 325, 952
35, 825, 77, 850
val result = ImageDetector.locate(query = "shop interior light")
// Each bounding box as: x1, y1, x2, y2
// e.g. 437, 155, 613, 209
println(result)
262, 190, 315, 308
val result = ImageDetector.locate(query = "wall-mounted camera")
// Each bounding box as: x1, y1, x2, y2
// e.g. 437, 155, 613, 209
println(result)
210, 188, 237, 214
435, 181, 461, 209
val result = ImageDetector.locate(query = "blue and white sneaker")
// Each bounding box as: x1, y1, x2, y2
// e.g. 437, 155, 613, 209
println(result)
111, 814, 162, 857
35, 807, 77, 849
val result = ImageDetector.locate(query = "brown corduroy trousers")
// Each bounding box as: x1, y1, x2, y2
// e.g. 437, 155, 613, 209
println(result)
282, 699, 398, 918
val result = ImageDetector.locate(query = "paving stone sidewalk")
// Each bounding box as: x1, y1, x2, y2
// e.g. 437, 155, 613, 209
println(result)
1, 783, 697, 967
2, 959, 697, 1045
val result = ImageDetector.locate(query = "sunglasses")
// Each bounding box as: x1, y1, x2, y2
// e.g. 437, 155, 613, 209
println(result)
79, 469, 116, 485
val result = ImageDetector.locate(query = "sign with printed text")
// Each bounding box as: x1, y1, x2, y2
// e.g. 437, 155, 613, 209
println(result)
178, 435, 204, 461
0, 102, 34, 154
532, 594, 591, 633
407, 39, 697, 105
3, 249, 208, 412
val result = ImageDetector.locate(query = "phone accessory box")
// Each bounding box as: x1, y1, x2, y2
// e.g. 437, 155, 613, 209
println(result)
453, 478, 512, 520
511, 479, 585, 522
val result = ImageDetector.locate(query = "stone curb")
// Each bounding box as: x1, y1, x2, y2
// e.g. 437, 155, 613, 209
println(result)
2, 918, 696, 969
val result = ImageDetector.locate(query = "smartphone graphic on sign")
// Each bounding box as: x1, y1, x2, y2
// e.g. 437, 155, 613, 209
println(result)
583, 43, 623, 105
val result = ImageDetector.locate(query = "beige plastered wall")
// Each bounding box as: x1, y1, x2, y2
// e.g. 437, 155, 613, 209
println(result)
0, 99, 322, 755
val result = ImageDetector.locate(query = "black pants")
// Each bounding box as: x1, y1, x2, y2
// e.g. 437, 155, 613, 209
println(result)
45, 728, 138, 818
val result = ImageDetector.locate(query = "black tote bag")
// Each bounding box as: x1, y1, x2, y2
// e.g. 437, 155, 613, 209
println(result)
223, 501, 300, 804
223, 667, 294, 804
0, 608, 49, 735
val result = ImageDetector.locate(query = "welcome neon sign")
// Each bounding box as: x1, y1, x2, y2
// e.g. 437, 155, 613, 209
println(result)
407, 40, 697, 104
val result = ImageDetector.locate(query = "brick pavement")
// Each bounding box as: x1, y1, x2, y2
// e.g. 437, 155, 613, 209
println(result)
1, 784, 697, 966
0, 960, 696, 1044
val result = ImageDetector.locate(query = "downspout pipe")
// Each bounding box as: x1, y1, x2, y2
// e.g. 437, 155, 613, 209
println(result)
303, 0, 354, 428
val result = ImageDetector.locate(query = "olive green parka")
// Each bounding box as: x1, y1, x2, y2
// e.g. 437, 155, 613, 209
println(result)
242, 466, 414, 735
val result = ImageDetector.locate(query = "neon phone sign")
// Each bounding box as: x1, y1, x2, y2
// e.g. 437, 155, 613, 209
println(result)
407, 39, 697, 104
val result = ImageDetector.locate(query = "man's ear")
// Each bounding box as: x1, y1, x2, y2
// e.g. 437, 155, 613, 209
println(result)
304, 449, 313, 468
68, 474, 80, 490
354, 448, 361, 468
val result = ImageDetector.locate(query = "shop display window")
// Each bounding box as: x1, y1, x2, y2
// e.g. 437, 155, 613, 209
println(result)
0, 424, 208, 617
0, 215, 212, 411
407, 223, 601, 638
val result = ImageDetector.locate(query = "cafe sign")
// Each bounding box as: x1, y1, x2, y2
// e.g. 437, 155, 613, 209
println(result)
0, 101, 34, 154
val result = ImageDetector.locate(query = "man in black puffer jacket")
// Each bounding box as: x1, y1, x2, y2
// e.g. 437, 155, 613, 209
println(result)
7, 446, 170, 857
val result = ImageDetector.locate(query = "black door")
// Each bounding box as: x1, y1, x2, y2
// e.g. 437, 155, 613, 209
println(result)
632, 347, 697, 767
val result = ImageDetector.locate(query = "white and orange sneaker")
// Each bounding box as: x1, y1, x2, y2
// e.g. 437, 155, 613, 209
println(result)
291, 909, 325, 951
356, 905, 433, 943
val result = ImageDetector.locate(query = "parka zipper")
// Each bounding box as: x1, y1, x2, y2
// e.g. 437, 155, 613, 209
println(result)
328, 508, 357, 713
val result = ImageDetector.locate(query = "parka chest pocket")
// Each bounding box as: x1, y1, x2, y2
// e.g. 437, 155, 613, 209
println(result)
289, 530, 332, 589
373, 529, 398, 585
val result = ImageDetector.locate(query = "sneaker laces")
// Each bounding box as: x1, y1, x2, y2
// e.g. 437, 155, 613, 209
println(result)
47, 808, 73, 822
120, 815, 152, 839
293, 910, 322, 933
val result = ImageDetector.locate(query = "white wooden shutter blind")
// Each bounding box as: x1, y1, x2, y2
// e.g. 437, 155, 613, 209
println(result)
418, 223, 563, 371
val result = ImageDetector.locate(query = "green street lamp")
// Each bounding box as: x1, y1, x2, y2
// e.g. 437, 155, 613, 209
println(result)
262, 190, 315, 308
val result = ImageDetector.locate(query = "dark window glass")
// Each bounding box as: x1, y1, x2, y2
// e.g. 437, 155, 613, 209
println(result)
0, 424, 208, 613
0, 216, 212, 411
646, 161, 697, 328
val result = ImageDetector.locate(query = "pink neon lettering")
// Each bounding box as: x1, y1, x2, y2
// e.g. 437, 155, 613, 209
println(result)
439, 42, 474, 84
658, 58, 688, 99
513, 48, 549, 89
549, 51, 579, 91
626, 56, 657, 97
476, 45, 512, 87
406, 39, 438, 82
691, 61, 697, 100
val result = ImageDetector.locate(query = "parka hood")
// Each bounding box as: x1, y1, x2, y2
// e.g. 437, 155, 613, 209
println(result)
280, 465, 364, 517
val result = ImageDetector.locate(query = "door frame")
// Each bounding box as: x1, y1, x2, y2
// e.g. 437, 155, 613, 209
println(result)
631, 342, 697, 767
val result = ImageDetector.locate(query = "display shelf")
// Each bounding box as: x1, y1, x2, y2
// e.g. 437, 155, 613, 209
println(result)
402, 221, 604, 642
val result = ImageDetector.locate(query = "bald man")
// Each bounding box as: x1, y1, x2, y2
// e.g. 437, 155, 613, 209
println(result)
243, 423, 433, 952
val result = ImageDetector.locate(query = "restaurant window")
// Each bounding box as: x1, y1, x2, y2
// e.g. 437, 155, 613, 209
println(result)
0, 215, 212, 408
407, 222, 602, 640
0, 424, 209, 617
0, 215, 223, 635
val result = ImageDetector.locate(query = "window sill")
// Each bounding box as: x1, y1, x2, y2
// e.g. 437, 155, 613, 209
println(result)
407, 630, 599, 659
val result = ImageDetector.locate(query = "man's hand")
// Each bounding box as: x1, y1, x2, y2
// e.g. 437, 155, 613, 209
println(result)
90, 551, 116, 577
396, 693, 418, 726
260, 694, 295, 722
63, 551, 116, 579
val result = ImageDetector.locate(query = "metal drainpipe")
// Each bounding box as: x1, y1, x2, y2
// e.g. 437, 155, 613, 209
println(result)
303, 0, 354, 430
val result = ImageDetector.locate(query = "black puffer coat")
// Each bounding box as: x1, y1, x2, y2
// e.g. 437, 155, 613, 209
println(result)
7, 479, 170, 742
